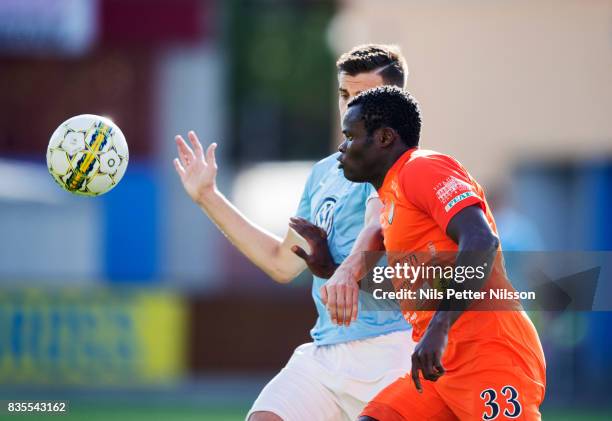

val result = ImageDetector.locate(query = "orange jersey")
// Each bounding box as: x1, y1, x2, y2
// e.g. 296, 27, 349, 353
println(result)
378, 148, 518, 341
367, 148, 546, 420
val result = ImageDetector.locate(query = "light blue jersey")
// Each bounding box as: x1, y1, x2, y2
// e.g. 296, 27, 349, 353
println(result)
296, 152, 410, 345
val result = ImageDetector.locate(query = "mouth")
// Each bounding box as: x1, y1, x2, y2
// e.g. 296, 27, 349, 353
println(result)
337, 155, 345, 169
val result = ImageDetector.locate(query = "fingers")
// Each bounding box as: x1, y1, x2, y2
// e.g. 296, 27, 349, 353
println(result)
339, 283, 359, 326
289, 217, 327, 242
288, 219, 304, 237
422, 351, 436, 381
173, 158, 186, 181
336, 284, 347, 325
325, 283, 355, 326
343, 284, 353, 326
291, 245, 310, 262
206, 142, 218, 169
288, 220, 310, 243
413, 349, 445, 383
411, 356, 423, 393
320, 276, 360, 326
175, 136, 189, 168
187, 131, 204, 158
175, 135, 195, 167
177, 132, 217, 169
320, 284, 328, 306
433, 351, 446, 377
326, 286, 338, 325
350, 285, 359, 323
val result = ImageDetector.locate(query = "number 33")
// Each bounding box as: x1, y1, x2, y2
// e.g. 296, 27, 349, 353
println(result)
480, 385, 522, 420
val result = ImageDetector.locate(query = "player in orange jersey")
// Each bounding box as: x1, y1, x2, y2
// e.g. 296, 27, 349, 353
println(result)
335, 86, 546, 420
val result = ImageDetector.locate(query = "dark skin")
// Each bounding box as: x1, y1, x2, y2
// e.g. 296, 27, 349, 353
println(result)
338, 105, 404, 190
410, 206, 499, 392
289, 216, 339, 279
341, 103, 500, 394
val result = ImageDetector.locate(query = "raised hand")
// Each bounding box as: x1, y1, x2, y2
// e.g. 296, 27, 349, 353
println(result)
289, 217, 338, 279
173, 131, 218, 205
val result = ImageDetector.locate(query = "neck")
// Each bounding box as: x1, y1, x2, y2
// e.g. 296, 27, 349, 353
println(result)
371, 146, 412, 190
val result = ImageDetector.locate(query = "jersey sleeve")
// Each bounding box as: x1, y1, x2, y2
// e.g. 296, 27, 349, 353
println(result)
401, 155, 485, 232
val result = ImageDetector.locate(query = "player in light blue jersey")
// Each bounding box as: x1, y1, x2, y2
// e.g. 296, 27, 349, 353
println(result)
292, 152, 408, 345
173, 44, 415, 421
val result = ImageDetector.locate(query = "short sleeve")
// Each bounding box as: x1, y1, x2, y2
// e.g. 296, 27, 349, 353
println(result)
401, 155, 485, 232
295, 168, 315, 220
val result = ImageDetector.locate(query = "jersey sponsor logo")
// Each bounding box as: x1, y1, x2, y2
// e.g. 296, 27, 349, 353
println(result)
444, 191, 476, 212
315, 197, 337, 235
434, 176, 469, 204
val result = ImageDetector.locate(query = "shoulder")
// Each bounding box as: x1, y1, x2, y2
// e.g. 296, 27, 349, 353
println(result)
396, 149, 471, 202
405, 149, 460, 169
401, 149, 465, 178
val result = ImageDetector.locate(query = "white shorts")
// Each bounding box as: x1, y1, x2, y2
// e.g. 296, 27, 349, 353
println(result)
246, 329, 415, 421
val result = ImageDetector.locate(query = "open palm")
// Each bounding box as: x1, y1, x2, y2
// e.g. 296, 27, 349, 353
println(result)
173, 130, 218, 204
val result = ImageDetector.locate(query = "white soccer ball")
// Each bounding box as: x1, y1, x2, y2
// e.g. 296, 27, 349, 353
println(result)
46, 114, 129, 196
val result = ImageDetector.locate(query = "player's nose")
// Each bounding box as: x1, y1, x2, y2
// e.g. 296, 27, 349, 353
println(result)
338, 139, 347, 153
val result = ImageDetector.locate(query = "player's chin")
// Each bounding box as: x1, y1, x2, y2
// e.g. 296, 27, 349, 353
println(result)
340, 165, 365, 183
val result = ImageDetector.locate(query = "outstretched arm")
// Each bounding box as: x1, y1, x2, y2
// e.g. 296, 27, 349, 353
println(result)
173, 130, 307, 283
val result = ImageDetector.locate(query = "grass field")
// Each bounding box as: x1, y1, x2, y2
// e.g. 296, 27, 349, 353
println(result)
1, 405, 610, 421
1, 379, 609, 421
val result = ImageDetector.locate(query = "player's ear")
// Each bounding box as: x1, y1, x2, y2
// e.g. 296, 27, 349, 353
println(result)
378, 127, 395, 148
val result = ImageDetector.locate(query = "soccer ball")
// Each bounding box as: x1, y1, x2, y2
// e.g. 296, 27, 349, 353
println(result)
46, 114, 129, 196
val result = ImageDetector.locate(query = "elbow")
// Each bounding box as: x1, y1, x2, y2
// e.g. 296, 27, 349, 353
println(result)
270, 270, 294, 284
491, 233, 500, 251
270, 261, 303, 284
487, 232, 500, 252
462, 229, 499, 254
477, 231, 500, 254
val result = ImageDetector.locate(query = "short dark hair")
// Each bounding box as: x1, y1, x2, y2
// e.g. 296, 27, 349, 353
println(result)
348, 86, 421, 147
336, 44, 407, 88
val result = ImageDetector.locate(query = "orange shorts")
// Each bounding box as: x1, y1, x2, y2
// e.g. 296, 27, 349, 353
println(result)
361, 312, 546, 421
